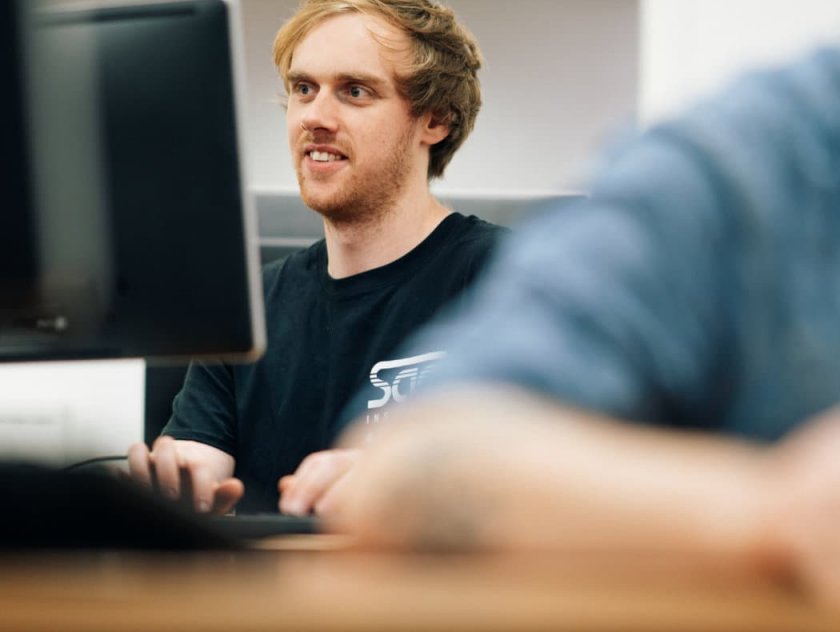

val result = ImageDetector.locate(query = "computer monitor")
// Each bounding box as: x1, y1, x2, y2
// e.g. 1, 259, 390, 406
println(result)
1, 0, 265, 362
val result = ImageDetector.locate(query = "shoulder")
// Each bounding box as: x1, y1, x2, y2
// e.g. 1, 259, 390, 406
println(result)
443, 213, 509, 254
417, 213, 509, 287
448, 213, 508, 239
637, 47, 840, 208
260, 239, 326, 292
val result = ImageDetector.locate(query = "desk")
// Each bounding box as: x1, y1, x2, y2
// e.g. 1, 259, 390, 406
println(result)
2, 537, 839, 632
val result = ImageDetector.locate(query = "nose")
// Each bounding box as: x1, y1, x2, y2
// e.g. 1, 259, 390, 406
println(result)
299, 90, 339, 134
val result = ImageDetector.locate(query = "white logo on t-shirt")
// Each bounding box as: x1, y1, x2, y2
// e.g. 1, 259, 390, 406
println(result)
366, 351, 445, 413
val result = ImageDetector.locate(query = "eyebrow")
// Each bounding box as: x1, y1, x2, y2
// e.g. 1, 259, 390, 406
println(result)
286, 70, 391, 91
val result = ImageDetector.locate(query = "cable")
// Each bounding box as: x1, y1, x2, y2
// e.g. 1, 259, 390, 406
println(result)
63, 454, 128, 471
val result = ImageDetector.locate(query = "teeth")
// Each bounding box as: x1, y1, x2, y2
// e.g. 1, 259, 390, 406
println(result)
310, 151, 342, 162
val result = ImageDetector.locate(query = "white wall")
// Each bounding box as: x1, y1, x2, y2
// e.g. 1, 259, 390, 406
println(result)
433, 0, 638, 195
640, 0, 840, 123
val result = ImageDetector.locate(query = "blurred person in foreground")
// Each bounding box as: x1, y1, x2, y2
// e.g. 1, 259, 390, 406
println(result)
302, 46, 840, 602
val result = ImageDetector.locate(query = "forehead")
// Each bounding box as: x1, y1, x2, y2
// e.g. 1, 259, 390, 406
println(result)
289, 12, 410, 82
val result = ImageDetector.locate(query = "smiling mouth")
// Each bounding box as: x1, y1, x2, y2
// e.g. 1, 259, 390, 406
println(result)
308, 150, 347, 162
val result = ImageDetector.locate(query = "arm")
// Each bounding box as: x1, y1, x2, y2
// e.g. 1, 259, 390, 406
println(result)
127, 436, 243, 514
327, 387, 840, 602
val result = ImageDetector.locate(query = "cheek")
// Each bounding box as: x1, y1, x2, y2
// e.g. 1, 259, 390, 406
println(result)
286, 119, 299, 149
286, 107, 302, 147
361, 122, 412, 156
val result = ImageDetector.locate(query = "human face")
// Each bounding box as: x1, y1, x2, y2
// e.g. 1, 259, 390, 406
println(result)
285, 13, 428, 225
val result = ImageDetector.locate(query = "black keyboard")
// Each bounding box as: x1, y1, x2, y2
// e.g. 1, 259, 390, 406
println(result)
206, 513, 319, 539
0, 461, 316, 550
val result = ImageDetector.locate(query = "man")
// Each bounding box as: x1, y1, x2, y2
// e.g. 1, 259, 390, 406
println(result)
128, 0, 502, 514
317, 47, 840, 603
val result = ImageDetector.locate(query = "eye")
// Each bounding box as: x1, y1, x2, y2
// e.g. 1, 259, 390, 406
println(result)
293, 82, 315, 98
346, 85, 371, 99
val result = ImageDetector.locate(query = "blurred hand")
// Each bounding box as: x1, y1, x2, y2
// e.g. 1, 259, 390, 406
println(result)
127, 436, 243, 514
278, 448, 360, 517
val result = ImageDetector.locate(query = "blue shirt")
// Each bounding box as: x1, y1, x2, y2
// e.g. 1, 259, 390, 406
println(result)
405, 47, 840, 441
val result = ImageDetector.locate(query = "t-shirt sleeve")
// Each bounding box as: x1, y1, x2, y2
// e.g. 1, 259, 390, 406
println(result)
160, 360, 238, 455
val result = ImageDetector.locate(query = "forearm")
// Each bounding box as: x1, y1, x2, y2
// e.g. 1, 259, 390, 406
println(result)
337, 388, 784, 574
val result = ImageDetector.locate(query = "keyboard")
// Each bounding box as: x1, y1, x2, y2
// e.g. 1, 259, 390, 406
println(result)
206, 513, 319, 539
0, 461, 317, 550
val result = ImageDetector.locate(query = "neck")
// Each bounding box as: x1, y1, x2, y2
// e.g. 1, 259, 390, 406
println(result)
323, 187, 450, 279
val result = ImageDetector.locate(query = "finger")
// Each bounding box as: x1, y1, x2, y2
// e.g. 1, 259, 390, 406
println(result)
189, 465, 217, 513
151, 436, 183, 501
212, 478, 245, 515
278, 475, 295, 495
280, 455, 348, 516
277, 453, 321, 514
277, 476, 296, 513
127, 442, 154, 489
278, 456, 323, 515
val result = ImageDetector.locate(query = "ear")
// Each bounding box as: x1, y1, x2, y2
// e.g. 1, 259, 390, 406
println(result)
418, 112, 450, 147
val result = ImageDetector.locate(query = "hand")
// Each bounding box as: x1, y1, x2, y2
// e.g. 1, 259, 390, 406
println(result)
278, 448, 360, 517
127, 436, 243, 514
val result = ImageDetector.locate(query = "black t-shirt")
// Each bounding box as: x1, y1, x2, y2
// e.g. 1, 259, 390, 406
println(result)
162, 213, 504, 512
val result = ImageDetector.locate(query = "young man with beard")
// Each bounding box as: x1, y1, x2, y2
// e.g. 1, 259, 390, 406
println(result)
127, 0, 503, 514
